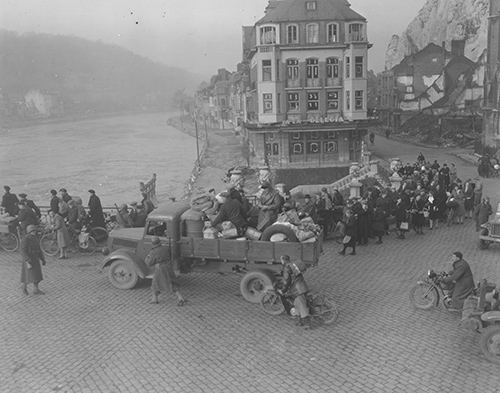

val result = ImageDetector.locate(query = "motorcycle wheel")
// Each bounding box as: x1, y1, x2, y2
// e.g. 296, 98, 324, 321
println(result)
409, 283, 438, 310
260, 290, 285, 315
479, 325, 500, 365
311, 293, 339, 325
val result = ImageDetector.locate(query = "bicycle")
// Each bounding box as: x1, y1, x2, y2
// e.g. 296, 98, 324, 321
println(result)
40, 224, 98, 257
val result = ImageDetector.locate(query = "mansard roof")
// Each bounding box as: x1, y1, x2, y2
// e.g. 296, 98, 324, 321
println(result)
257, 0, 366, 24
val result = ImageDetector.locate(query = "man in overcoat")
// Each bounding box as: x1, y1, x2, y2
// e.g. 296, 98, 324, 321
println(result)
2, 185, 19, 216
88, 189, 106, 228
20, 225, 46, 295
145, 236, 185, 306
257, 181, 282, 231
19, 193, 41, 218
442, 251, 475, 310
474, 197, 493, 231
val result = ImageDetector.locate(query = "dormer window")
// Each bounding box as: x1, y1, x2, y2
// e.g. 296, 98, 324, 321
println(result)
348, 23, 365, 42
306, 1, 317, 10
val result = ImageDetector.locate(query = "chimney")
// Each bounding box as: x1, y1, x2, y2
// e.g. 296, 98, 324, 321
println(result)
451, 40, 465, 58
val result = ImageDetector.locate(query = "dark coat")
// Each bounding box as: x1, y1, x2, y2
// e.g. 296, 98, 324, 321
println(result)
444, 258, 475, 309
18, 207, 38, 231
20, 233, 45, 284
474, 202, 492, 225
371, 209, 386, 235
22, 199, 41, 218
50, 196, 60, 214
282, 262, 309, 297
212, 198, 247, 230
2, 192, 19, 216
88, 194, 106, 228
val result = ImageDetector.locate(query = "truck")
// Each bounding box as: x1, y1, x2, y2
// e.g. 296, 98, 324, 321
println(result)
479, 202, 500, 250
101, 201, 323, 303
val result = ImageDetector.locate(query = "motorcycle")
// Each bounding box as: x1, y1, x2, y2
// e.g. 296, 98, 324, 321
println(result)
411, 272, 500, 364
409, 270, 454, 310
260, 288, 339, 326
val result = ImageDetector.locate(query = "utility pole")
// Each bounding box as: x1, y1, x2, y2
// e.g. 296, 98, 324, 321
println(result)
195, 114, 200, 165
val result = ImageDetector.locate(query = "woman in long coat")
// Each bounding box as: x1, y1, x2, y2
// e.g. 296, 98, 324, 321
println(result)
20, 225, 46, 295
50, 210, 70, 259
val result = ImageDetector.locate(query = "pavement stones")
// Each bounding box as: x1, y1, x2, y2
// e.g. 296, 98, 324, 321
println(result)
0, 217, 499, 393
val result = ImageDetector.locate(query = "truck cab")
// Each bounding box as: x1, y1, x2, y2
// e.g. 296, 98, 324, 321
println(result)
479, 203, 500, 249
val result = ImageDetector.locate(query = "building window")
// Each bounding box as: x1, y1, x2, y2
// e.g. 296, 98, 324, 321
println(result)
287, 25, 298, 44
262, 60, 272, 81
265, 142, 279, 156
306, 23, 319, 44
287, 92, 299, 111
355, 90, 363, 110
326, 57, 339, 78
327, 91, 339, 110
326, 23, 338, 43
305, 1, 317, 10
345, 57, 350, 78
355, 56, 363, 78
307, 141, 320, 154
263, 93, 273, 113
286, 59, 299, 80
292, 142, 304, 154
306, 58, 319, 79
348, 23, 364, 42
260, 26, 276, 45
292, 132, 302, 140
324, 141, 338, 153
307, 92, 319, 111
346, 90, 350, 110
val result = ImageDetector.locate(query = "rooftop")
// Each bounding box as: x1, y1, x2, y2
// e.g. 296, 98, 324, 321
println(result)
257, 0, 366, 24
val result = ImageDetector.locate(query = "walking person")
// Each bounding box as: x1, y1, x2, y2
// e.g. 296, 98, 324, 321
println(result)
145, 236, 185, 306
49, 210, 70, 259
49, 189, 60, 214
338, 209, 357, 255
474, 197, 493, 232
20, 225, 46, 295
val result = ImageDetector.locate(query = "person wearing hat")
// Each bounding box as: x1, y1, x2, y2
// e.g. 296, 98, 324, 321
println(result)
2, 185, 19, 216
88, 189, 106, 228
49, 189, 60, 215
59, 188, 72, 203
145, 236, 186, 306
442, 251, 475, 311
115, 204, 132, 228
19, 193, 41, 218
20, 224, 46, 295
298, 194, 317, 222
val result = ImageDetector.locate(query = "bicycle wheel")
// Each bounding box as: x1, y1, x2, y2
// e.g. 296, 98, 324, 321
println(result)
89, 226, 108, 244
0, 232, 19, 252
78, 236, 97, 255
40, 232, 59, 257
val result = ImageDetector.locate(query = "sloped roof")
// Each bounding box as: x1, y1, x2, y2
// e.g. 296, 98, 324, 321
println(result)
392, 43, 449, 74
257, 0, 366, 24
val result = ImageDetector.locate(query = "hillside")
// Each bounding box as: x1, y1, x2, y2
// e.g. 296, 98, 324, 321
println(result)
385, 0, 488, 69
0, 30, 200, 123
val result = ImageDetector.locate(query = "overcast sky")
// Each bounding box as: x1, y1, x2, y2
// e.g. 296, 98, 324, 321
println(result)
1, 0, 427, 77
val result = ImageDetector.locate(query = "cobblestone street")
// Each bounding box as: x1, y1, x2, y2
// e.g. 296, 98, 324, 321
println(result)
1, 137, 500, 393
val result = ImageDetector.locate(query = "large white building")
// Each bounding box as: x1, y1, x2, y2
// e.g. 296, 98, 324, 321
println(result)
243, 0, 371, 173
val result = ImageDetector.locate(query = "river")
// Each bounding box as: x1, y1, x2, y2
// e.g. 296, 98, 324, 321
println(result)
0, 112, 198, 207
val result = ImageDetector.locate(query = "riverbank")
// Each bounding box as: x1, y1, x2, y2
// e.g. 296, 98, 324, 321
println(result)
167, 115, 258, 198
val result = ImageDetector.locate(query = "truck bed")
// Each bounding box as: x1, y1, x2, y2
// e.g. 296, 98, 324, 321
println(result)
179, 236, 322, 266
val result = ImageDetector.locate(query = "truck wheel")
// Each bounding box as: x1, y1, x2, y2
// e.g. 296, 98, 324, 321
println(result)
479, 325, 500, 365
107, 259, 138, 290
240, 270, 274, 303
261, 225, 298, 242
479, 240, 490, 250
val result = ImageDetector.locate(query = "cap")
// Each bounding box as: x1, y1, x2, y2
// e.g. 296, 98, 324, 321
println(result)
452, 251, 463, 259
26, 225, 37, 234
59, 188, 67, 192
18, 193, 27, 198
88, 189, 95, 194
4, 185, 10, 191
50, 189, 57, 195
151, 236, 161, 246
